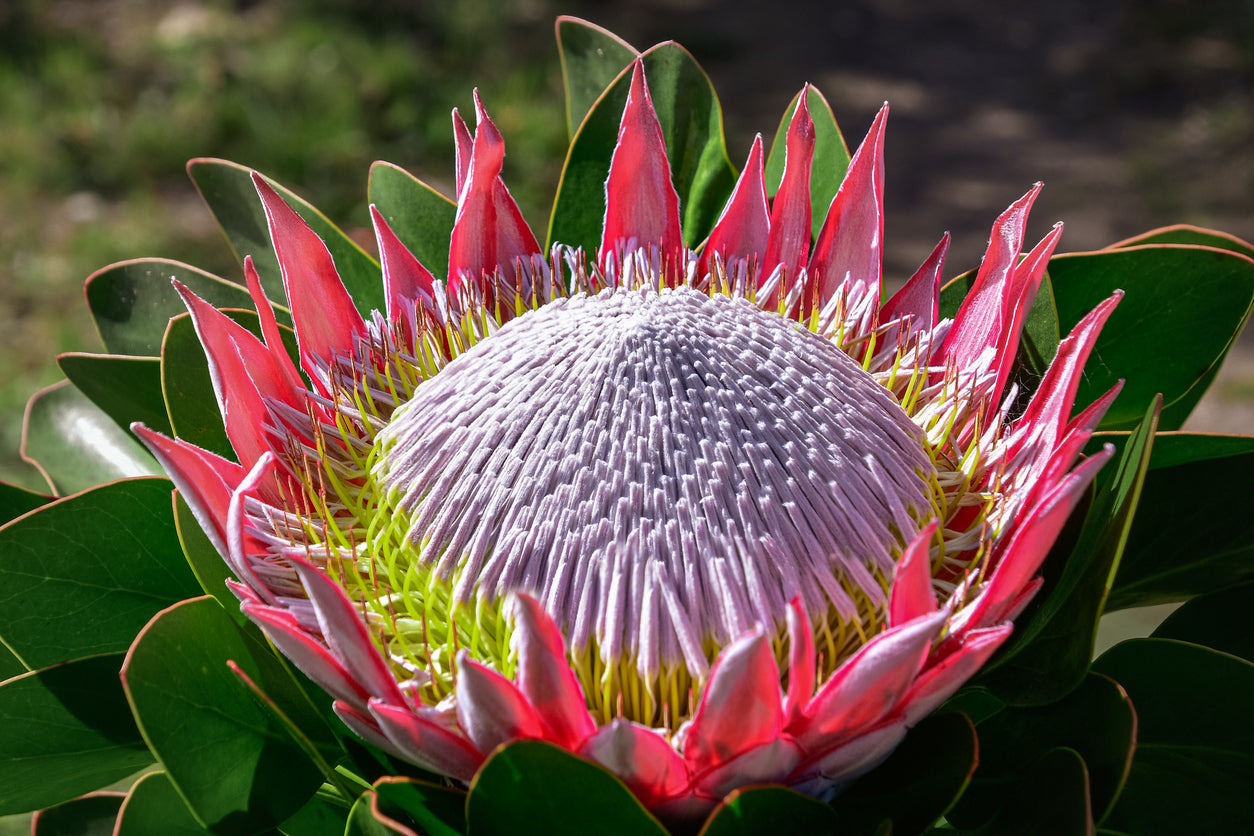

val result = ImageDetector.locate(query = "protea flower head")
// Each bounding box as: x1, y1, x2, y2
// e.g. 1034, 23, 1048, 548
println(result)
134, 60, 1121, 818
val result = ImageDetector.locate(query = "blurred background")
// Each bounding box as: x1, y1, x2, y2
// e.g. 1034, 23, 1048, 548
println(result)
2, 0, 1253, 489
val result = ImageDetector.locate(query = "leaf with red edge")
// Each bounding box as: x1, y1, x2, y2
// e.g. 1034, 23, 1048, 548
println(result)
556, 16, 639, 140
31, 792, 125, 835
0, 480, 50, 524
0, 654, 150, 816
85, 258, 268, 357
764, 86, 850, 240
1151, 577, 1254, 665
372, 777, 467, 836
187, 159, 382, 315
367, 162, 456, 282
59, 353, 172, 437
1048, 244, 1254, 430
21, 381, 162, 495
114, 772, 210, 836
0, 477, 198, 669
121, 596, 325, 833
1109, 224, 1254, 259
548, 42, 736, 254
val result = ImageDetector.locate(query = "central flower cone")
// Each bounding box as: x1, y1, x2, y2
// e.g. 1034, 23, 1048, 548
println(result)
135, 60, 1123, 817
365, 285, 937, 724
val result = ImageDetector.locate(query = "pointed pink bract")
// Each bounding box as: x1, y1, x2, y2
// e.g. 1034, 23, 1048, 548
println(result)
703, 134, 770, 275
760, 89, 815, 305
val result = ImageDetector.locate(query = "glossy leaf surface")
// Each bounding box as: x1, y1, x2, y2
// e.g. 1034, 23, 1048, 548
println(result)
556, 16, 639, 139
0, 655, 150, 816
59, 353, 172, 437
0, 477, 197, 669
1152, 579, 1254, 664
367, 162, 456, 281
1094, 638, 1254, 833
115, 771, 211, 836
700, 786, 838, 836
372, 777, 466, 836
21, 381, 162, 495
122, 596, 324, 833
467, 740, 667, 836
85, 258, 261, 356
31, 792, 125, 836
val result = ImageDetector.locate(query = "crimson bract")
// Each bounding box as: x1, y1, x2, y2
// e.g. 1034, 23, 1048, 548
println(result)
134, 59, 1120, 817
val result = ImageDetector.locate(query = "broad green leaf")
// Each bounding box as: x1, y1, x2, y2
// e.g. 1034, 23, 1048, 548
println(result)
1094, 638, 1254, 833
160, 310, 300, 464
763, 86, 851, 240
121, 596, 324, 833
957, 747, 1094, 836
979, 397, 1158, 705
1152, 579, 1254, 664
84, 258, 262, 357
548, 42, 737, 253
954, 674, 1135, 825
59, 353, 172, 437
31, 792, 125, 835
1110, 224, 1254, 260
115, 772, 210, 836
0, 645, 24, 681
0, 480, 50, 524
466, 740, 668, 836
20, 381, 162, 495
344, 793, 401, 836
829, 711, 978, 836
188, 159, 383, 316
277, 791, 350, 836
0, 477, 198, 669
372, 777, 466, 836
367, 162, 456, 280
0, 654, 151, 816
1105, 435, 1254, 609
555, 16, 639, 140
1048, 245, 1254, 429
700, 786, 838, 836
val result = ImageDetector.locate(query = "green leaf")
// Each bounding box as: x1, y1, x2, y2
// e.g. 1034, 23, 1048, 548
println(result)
1110, 224, 1254, 260
115, 772, 211, 836
367, 162, 456, 280
1048, 245, 1254, 430
555, 16, 639, 140
84, 258, 262, 357
968, 747, 1094, 836
0, 477, 199, 669
1105, 435, 1254, 609
372, 777, 466, 836
466, 740, 668, 836
548, 42, 737, 253
188, 159, 382, 316
160, 310, 300, 463
829, 712, 978, 836
344, 793, 402, 836
0, 654, 151, 816
763, 85, 851, 240
1151, 579, 1254, 664
20, 381, 162, 495
954, 674, 1135, 826
31, 792, 125, 836
59, 353, 172, 437
0, 480, 50, 525
1093, 638, 1254, 833
277, 791, 350, 836
121, 596, 324, 833
699, 786, 838, 836
978, 396, 1158, 705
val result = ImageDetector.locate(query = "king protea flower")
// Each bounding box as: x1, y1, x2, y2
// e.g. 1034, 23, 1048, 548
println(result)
133, 60, 1120, 818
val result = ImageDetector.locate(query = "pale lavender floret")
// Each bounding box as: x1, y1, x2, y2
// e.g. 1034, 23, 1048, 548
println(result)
373, 286, 937, 676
